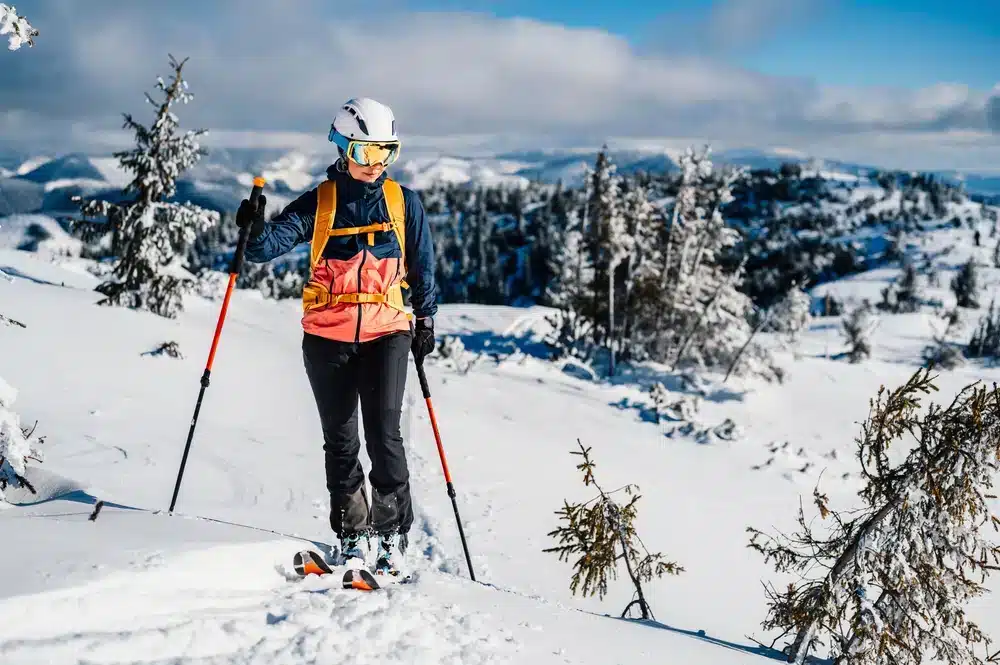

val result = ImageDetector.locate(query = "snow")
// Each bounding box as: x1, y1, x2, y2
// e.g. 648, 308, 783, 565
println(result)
41, 177, 111, 193
0, 214, 82, 257
14, 156, 52, 176
0, 3, 34, 51
239, 151, 325, 193
394, 155, 531, 190
89, 157, 134, 189
1, 211, 1000, 663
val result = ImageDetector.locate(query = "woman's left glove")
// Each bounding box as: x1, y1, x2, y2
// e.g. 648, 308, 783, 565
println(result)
411, 317, 435, 364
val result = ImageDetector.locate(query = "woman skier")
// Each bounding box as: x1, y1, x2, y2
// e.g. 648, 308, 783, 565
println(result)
235, 98, 437, 576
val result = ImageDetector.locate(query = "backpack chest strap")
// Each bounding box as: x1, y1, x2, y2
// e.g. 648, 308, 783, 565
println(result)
328, 222, 394, 246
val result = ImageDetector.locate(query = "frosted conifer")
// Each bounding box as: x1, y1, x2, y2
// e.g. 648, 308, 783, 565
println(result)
662, 147, 758, 372
749, 369, 1000, 664
842, 301, 877, 363
951, 259, 980, 310
0, 3, 36, 50
0, 376, 42, 504
768, 285, 813, 347
74, 55, 219, 318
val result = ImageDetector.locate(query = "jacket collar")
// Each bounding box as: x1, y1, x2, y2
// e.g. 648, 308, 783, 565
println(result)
326, 162, 387, 202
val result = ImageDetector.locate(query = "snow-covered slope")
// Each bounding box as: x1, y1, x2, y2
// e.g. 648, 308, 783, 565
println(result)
0, 214, 81, 257
1, 214, 1000, 663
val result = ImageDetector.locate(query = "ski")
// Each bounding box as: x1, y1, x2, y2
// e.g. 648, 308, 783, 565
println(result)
343, 567, 384, 591
291, 549, 414, 591
292, 549, 334, 577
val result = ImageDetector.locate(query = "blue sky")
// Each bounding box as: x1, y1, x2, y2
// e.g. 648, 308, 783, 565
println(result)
405, 0, 999, 88
0, 0, 998, 170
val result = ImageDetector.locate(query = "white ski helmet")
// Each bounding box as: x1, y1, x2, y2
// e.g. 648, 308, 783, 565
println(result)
330, 97, 397, 143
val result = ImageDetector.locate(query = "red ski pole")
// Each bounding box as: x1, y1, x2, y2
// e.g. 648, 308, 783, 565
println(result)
169, 176, 266, 512
414, 357, 476, 581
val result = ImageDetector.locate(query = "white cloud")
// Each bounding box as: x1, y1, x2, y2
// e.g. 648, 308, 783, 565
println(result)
803, 83, 988, 130
705, 0, 830, 52
0, 0, 996, 170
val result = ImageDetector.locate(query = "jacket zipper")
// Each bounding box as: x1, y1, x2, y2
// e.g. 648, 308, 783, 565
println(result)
354, 189, 375, 344
355, 246, 366, 344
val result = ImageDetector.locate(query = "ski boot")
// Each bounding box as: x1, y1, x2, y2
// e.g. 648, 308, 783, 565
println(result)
374, 529, 408, 577
338, 530, 370, 567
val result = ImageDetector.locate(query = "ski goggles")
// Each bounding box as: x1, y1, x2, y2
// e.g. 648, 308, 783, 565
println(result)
329, 129, 401, 167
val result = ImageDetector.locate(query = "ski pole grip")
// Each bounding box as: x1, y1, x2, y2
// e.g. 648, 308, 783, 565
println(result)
416, 358, 431, 399
230, 176, 266, 275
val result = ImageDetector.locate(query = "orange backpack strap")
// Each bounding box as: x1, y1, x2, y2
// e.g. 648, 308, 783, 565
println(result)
311, 180, 337, 267
382, 179, 407, 287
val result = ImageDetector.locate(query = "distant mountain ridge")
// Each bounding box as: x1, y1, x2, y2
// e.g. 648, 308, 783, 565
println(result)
1, 145, 997, 219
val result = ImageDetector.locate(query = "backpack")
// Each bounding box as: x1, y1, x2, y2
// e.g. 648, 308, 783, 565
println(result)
301, 178, 410, 318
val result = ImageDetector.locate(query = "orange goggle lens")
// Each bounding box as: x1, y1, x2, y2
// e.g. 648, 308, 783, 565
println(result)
349, 141, 399, 166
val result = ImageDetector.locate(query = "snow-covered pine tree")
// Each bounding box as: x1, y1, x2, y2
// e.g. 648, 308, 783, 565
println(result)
527, 182, 568, 306
484, 239, 506, 305
0, 3, 36, 50
469, 191, 492, 302
749, 368, 1000, 665
0, 369, 42, 504
767, 284, 813, 347
879, 260, 922, 314
581, 147, 622, 352
544, 207, 598, 362
605, 171, 631, 374
966, 300, 1000, 360
922, 308, 965, 370
842, 300, 877, 363
617, 179, 661, 362
73, 55, 219, 318
432, 210, 460, 301
660, 147, 759, 373
951, 258, 980, 309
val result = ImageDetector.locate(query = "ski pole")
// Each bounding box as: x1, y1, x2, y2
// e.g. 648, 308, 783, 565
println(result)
169, 176, 266, 513
414, 357, 476, 581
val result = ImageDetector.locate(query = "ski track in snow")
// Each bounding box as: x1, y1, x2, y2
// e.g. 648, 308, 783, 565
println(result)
0, 543, 516, 665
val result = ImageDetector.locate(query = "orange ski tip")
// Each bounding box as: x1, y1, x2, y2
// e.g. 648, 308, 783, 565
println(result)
302, 561, 326, 576
351, 579, 374, 591
253, 176, 267, 187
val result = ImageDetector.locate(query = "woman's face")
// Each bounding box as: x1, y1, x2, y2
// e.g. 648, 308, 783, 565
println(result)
347, 158, 386, 183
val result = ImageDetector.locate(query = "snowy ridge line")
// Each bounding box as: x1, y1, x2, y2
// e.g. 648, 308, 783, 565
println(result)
60, 492, 334, 551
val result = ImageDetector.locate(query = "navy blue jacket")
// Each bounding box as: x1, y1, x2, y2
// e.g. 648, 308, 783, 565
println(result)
244, 165, 438, 319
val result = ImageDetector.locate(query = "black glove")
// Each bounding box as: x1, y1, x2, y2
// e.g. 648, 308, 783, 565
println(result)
236, 194, 267, 239
411, 317, 435, 364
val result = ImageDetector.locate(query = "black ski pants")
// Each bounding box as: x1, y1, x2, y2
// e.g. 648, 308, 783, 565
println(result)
302, 330, 412, 538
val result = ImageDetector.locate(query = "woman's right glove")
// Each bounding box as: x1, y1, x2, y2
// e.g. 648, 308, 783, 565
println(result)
236, 194, 267, 239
